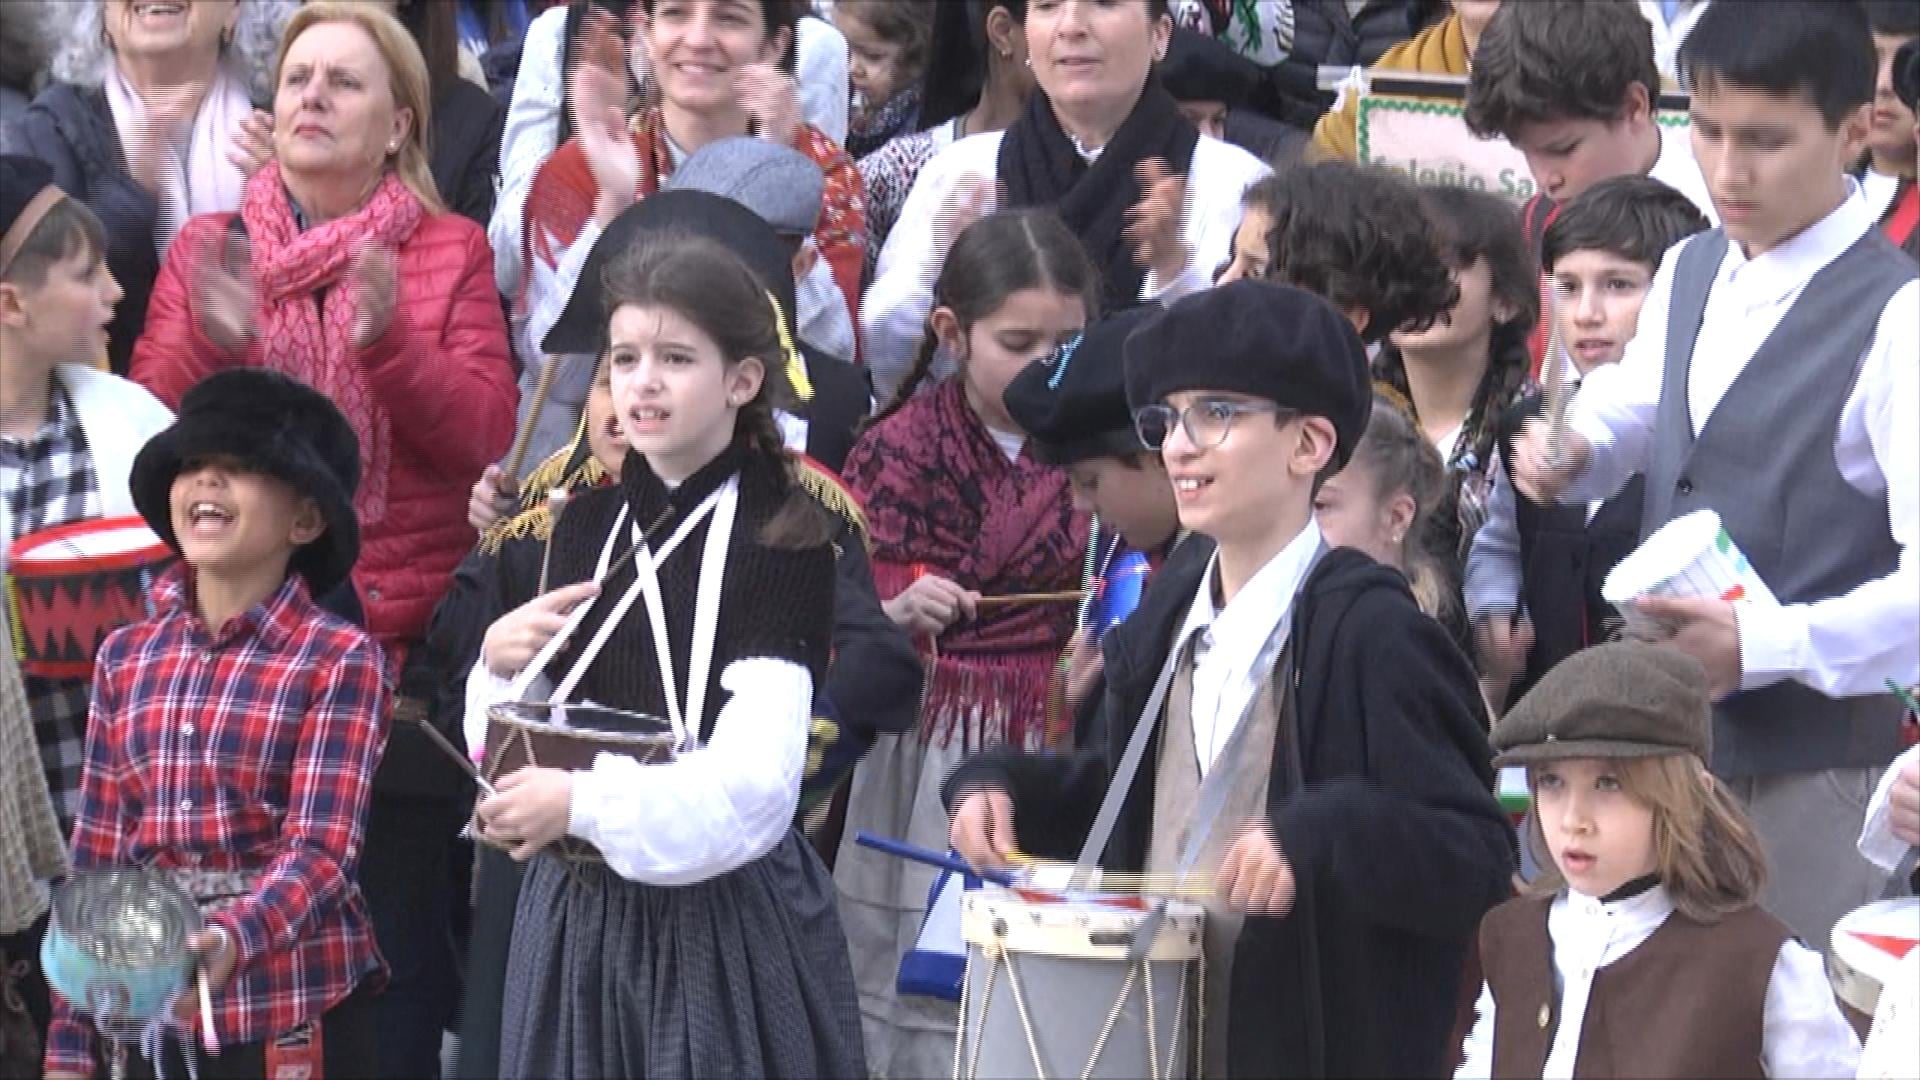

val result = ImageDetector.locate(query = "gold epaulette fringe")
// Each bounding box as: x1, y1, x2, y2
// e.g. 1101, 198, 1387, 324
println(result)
791, 458, 868, 546
477, 449, 610, 557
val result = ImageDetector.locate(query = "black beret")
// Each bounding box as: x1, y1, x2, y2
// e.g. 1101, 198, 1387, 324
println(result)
1123, 280, 1371, 469
1160, 28, 1261, 108
1491, 642, 1712, 768
1003, 305, 1161, 466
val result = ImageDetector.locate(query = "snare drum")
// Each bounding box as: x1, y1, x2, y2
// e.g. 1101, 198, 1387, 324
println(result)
1830, 898, 1920, 1030
484, 701, 680, 861
956, 890, 1203, 1080
5, 517, 174, 679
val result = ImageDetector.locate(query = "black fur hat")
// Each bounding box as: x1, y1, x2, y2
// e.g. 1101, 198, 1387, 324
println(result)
130, 370, 361, 596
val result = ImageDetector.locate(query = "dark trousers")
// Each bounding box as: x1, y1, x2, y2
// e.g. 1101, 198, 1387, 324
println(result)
451, 844, 525, 1080
114, 983, 376, 1080
0, 914, 50, 1080
360, 794, 464, 1079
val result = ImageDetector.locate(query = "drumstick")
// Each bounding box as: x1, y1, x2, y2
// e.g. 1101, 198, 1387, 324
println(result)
536, 488, 571, 596
973, 590, 1082, 609
1541, 283, 1571, 469
400, 706, 498, 798
853, 832, 1020, 888
197, 965, 220, 1055
501, 355, 567, 492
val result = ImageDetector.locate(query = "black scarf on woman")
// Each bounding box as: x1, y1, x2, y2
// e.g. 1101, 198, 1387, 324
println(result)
998, 76, 1200, 310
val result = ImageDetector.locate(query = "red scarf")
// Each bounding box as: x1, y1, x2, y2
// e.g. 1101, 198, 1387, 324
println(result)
241, 162, 424, 526
844, 379, 1088, 750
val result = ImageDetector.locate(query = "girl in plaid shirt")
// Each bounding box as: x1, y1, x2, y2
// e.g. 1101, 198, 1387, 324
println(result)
45, 370, 387, 1080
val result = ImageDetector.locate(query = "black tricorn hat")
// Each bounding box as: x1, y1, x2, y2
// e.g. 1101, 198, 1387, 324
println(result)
542, 189, 797, 357
130, 369, 361, 596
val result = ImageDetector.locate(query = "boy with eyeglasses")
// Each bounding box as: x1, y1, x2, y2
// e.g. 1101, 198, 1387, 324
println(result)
947, 280, 1512, 1079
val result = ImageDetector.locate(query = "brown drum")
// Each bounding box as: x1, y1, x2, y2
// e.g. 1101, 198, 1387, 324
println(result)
483, 701, 681, 861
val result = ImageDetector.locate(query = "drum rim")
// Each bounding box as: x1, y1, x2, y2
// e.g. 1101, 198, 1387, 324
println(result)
486, 702, 679, 745
961, 890, 1205, 962
8, 516, 173, 573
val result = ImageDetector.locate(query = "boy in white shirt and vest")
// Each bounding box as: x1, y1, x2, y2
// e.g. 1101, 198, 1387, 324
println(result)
1513, 0, 1920, 949
949, 281, 1513, 1078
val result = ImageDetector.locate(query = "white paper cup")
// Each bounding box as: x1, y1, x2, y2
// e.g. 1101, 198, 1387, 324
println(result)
1602, 509, 1778, 639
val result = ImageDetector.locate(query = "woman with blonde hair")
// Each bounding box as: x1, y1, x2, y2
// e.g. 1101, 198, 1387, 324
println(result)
126, 5, 517, 1073
12, 0, 295, 372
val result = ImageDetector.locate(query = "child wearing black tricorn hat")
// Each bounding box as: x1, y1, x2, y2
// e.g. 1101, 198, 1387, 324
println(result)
1458, 641, 1859, 1079
949, 279, 1513, 1078
44, 369, 387, 1080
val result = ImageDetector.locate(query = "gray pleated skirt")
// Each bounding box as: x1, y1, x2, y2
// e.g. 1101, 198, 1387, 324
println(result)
497, 831, 868, 1079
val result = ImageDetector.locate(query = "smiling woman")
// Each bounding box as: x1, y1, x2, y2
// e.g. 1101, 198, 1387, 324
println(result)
862, 0, 1270, 393
12, 0, 297, 372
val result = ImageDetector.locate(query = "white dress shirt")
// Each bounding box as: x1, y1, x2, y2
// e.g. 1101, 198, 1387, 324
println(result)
1860, 168, 1902, 224
465, 651, 811, 886
1172, 522, 1323, 776
1647, 123, 1718, 227
1455, 885, 1862, 1080
859, 130, 1270, 402
1566, 182, 1920, 699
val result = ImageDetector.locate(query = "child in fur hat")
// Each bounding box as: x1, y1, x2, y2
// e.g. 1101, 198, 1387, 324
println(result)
44, 369, 388, 1080
1458, 640, 1859, 1079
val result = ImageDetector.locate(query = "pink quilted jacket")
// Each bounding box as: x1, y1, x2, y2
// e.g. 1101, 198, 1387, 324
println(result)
132, 210, 517, 658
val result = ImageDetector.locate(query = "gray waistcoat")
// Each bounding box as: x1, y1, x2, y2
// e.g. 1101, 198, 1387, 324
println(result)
1645, 228, 1915, 778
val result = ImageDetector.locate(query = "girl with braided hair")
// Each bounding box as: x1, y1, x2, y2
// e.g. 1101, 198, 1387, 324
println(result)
468, 231, 862, 1078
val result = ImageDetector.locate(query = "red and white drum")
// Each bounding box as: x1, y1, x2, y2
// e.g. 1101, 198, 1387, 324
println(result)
1830, 898, 1919, 1033
5, 517, 174, 679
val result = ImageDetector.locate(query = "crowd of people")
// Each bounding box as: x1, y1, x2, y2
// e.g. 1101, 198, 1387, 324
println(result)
0, 0, 1916, 1077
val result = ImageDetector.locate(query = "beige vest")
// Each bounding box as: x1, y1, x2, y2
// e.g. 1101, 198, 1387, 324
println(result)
1145, 644, 1286, 1078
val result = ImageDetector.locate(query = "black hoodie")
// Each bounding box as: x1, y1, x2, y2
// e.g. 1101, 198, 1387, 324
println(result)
947, 540, 1513, 1078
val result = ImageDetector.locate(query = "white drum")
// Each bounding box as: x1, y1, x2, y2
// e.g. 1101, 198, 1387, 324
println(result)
956, 889, 1203, 1080
1830, 898, 1920, 1020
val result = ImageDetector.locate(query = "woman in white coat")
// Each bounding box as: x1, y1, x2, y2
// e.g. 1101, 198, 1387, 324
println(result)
861, 0, 1268, 400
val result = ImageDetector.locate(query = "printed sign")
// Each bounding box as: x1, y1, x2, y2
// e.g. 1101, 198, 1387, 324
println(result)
1357, 75, 1690, 203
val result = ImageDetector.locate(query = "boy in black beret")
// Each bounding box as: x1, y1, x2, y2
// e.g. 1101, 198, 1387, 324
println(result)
45, 370, 387, 1080
950, 280, 1513, 1078
1003, 305, 1188, 742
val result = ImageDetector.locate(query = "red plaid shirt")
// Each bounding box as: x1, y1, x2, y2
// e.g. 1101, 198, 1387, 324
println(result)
46, 566, 389, 1073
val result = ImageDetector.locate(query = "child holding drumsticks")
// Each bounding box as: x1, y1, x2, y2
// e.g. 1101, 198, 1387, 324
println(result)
948, 281, 1513, 1078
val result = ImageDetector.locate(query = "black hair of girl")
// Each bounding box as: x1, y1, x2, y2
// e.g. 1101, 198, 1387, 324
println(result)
601, 229, 832, 549
870, 207, 1100, 426
392, 0, 461, 100
1374, 184, 1537, 485
922, 1, 1026, 128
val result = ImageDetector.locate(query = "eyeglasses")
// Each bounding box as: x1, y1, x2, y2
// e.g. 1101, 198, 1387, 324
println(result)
1132, 400, 1288, 451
